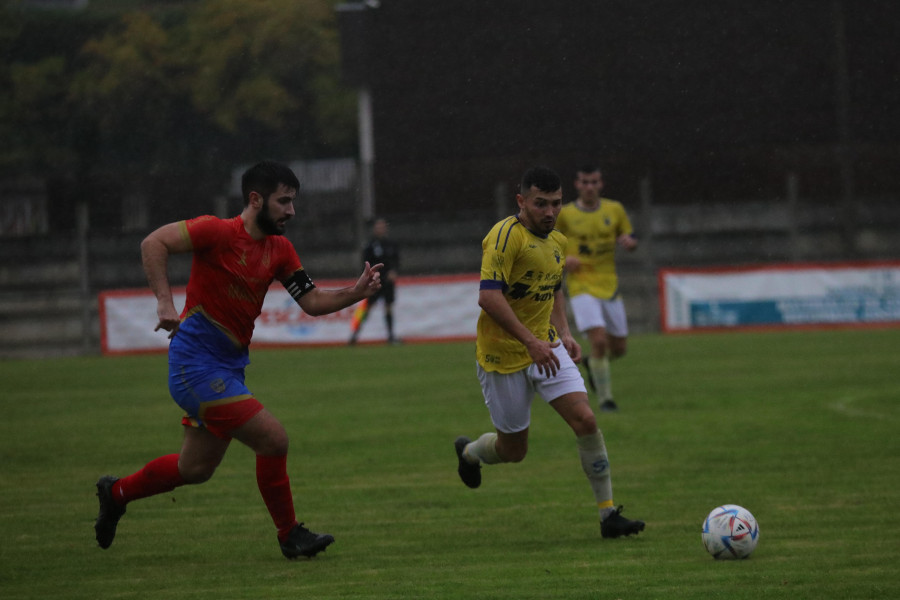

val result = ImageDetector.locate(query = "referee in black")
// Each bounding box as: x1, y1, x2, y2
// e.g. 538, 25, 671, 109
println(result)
349, 217, 400, 344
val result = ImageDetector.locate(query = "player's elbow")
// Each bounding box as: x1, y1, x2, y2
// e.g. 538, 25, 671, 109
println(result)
478, 289, 501, 312
298, 301, 326, 316
296, 292, 328, 316
141, 225, 181, 258
478, 296, 499, 315
140, 233, 163, 259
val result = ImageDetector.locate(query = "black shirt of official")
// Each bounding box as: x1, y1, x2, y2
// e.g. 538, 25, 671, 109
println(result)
363, 237, 399, 303
364, 238, 399, 277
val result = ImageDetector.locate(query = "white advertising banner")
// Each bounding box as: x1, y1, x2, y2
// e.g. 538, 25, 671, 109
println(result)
659, 261, 900, 332
100, 274, 480, 355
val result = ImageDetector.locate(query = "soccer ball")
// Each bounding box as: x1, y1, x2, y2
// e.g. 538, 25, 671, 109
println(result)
701, 504, 760, 559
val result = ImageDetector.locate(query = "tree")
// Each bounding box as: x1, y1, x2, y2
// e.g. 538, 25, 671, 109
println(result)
1, 0, 357, 231
180, 0, 355, 160
70, 12, 185, 171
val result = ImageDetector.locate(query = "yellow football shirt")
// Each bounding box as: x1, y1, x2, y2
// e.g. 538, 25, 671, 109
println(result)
556, 199, 633, 300
476, 216, 566, 374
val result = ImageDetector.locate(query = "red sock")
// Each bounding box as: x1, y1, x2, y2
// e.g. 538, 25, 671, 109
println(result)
112, 454, 184, 505
256, 454, 297, 542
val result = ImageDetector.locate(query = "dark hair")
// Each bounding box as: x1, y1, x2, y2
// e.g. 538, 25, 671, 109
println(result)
241, 160, 300, 206
520, 166, 561, 194
576, 164, 601, 176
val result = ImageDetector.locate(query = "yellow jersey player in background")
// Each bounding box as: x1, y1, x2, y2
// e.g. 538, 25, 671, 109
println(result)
556, 165, 638, 412
454, 166, 644, 539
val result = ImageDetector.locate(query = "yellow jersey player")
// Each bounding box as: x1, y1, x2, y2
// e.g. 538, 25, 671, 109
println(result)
556, 165, 638, 412
454, 166, 644, 539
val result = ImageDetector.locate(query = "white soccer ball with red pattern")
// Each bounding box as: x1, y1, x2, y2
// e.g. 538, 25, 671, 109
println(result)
702, 504, 760, 559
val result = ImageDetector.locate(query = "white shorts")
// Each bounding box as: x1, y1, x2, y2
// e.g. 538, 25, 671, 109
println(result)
476, 343, 587, 434
569, 293, 629, 337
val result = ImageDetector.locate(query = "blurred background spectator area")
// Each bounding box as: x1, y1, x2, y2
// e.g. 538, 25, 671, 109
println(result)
1, 0, 899, 356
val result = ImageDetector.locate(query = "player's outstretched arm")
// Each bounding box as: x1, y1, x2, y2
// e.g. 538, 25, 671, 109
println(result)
297, 261, 383, 316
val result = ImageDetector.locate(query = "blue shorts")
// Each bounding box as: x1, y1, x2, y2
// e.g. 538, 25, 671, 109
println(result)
168, 314, 261, 438
169, 363, 263, 438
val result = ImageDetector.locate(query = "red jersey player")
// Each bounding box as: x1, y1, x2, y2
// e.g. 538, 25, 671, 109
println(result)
95, 161, 383, 559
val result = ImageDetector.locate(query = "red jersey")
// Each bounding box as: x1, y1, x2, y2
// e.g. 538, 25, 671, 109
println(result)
178, 215, 303, 347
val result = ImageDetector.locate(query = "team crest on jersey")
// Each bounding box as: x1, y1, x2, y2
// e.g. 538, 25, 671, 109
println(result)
209, 378, 226, 393
554, 249, 561, 264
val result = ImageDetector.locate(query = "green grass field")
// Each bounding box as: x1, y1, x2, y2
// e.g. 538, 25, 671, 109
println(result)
1, 328, 898, 599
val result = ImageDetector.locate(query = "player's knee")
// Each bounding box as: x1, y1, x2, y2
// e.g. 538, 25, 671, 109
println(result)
570, 410, 597, 437
257, 431, 289, 456
239, 412, 290, 456
179, 461, 217, 484
609, 338, 627, 359
591, 341, 609, 357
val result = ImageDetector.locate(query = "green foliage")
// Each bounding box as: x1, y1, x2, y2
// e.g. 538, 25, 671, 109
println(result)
183, 0, 333, 133
68, 12, 184, 171
1, 0, 355, 182
7, 56, 75, 170
1, 328, 899, 599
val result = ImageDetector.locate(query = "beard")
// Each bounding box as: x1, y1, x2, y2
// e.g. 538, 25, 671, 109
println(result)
256, 200, 287, 236
520, 208, 556, 236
